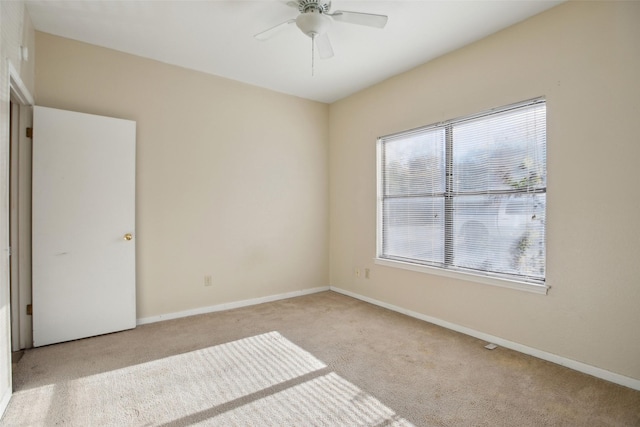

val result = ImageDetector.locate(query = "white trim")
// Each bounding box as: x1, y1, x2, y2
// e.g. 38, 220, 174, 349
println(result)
330, 286, 640, 391
8, 61, 34, 106
2, 60, 35, 419
0, 388, 11, 419
375, 258, 549, 295
7, 61, 34, 356
136, 286, 330, 325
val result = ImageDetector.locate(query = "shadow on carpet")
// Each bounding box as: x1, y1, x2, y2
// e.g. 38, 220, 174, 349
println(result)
2, 331, 412, 426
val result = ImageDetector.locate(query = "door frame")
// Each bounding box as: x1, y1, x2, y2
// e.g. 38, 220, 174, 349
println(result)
8, 61, 34, 353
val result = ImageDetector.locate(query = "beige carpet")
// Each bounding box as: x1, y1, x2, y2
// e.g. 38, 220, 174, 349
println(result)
3, 291, 640, 426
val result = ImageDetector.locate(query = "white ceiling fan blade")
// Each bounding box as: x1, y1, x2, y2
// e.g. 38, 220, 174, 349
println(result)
330, 10, 388, 28
254, 19, 296, 41
286, 1, 299, 9
315, 33, 334, 59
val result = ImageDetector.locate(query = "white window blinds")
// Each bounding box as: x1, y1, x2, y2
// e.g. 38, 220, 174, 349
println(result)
378, 98, 546, 285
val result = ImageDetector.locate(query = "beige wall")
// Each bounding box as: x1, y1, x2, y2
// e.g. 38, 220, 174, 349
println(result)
329, 1, 640, 380
1, 0, 36, 410
35, 32, 329, 319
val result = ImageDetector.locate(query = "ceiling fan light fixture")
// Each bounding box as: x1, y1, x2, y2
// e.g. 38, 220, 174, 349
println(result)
296, 11, 331, 37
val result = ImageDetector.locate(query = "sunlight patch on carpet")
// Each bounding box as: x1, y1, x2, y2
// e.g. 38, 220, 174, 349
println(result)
204, 372, 413, 426
4, 331, 412, 426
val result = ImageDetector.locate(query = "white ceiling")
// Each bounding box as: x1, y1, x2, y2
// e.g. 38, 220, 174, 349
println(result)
26, 1, 563, 104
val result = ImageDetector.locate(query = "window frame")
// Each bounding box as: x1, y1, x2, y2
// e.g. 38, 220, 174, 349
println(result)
375, 98, 549, 295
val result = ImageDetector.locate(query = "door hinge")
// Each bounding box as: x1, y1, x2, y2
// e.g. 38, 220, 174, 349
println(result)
26, 127, 33, 138
7, 246, 11, 257
26, 304, 32, 315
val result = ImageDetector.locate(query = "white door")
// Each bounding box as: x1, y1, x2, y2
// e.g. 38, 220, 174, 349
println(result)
32, 106, 136, 347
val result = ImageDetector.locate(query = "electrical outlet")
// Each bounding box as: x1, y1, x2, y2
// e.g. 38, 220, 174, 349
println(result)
204, 275, 213, 287
355, 268, 361, 278
364, 268, 370, 279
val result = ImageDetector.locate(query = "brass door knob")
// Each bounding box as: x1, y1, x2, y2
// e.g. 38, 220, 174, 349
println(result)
124, 233, 133, 241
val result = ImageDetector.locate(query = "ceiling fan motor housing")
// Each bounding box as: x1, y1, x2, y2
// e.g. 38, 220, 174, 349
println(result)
296, 10, 331, 37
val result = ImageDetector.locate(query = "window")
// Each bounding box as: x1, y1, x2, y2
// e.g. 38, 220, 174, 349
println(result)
377, 98, 546, 292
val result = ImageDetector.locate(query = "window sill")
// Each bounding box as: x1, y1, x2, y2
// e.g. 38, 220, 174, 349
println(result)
374, 258, 549, 295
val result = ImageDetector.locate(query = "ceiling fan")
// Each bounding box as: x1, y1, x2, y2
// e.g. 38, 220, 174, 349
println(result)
254, 0, 388, 60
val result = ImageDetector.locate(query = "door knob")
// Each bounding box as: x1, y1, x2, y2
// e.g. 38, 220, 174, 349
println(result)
124, 233, 133, 241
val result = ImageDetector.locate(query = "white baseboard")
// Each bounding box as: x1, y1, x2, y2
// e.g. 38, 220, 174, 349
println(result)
330, 286, 640, 391
0, 388, 11, 420
136, 286, 330, 325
